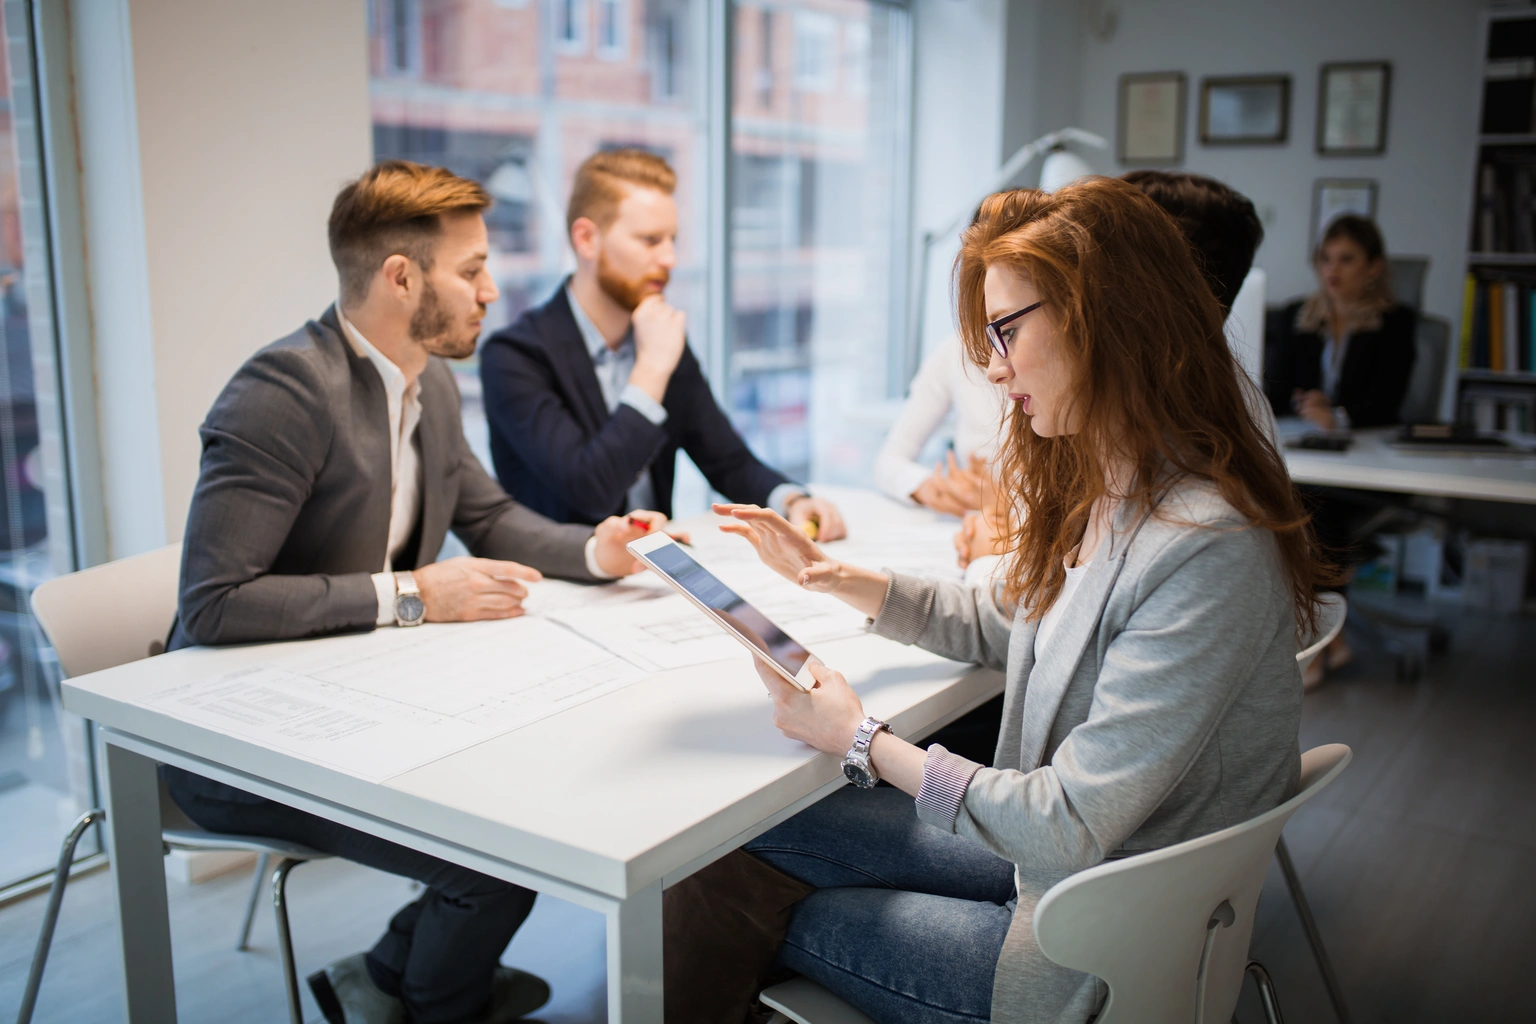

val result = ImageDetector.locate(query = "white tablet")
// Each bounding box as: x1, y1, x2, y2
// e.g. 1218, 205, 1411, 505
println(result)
627, 532, 818, 691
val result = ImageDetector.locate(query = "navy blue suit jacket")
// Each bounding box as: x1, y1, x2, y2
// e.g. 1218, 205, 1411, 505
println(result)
479, 286, 793, 523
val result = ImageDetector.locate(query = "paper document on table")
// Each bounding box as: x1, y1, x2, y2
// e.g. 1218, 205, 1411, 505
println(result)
133, 617, 644, 782
548, 562, 868, 672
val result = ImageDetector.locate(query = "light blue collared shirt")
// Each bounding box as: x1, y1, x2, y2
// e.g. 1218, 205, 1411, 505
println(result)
566, 284, 806, 516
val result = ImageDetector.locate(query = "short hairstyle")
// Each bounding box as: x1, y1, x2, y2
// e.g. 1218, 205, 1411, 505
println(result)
328, 160, 492, 305
566, 148, 677, 235
1122, 170, 1264, 313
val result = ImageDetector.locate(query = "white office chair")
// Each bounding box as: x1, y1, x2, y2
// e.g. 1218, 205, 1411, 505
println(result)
1033, 744, 1350, 1023
762, 745, 1352, 1024
21, 544, 329, 1024
1297, 591, 1347, 677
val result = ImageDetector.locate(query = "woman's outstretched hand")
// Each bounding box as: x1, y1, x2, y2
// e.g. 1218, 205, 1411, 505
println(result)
752, 657, 864, 756
713, 503, 842, 591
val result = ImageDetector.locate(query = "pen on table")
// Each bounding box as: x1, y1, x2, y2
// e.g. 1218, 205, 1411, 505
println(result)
630, 514, 691, 545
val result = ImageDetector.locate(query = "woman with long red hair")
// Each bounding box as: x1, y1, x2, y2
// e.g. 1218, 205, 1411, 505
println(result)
712, 177, 1331, 1024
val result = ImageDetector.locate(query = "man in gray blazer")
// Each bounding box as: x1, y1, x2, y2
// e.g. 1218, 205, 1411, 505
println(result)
168, 161, 659, 1024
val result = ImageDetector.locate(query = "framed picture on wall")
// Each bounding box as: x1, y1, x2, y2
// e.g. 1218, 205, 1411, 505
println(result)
1118, 71, 1186, 165
1311, 178, 1378, 253
1199, 75, 1290, 145
1317, 62, 1391, 155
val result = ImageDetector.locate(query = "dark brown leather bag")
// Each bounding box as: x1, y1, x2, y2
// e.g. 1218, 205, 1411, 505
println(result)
663, 850, 815, 1024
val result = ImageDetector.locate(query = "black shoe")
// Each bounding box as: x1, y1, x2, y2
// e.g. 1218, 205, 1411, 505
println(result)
306, 953, 407, 1024
467, 967, 552, 1023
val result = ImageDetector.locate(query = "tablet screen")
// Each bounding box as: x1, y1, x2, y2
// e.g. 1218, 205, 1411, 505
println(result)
645, 543, 812, 675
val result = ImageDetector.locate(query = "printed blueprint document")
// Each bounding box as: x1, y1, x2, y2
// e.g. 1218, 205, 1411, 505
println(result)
133, 617, 643, 782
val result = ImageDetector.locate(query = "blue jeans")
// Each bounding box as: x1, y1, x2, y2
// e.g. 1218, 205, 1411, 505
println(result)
745, 786, 1016, 1024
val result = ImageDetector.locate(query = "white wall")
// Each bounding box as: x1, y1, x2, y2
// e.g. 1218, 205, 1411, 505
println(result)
69, 0, 372, 558
1075, 0, 1485, 333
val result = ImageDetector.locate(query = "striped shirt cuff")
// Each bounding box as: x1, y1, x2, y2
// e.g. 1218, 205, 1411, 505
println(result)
867, 572, 936, 646
915, 744, 984, 833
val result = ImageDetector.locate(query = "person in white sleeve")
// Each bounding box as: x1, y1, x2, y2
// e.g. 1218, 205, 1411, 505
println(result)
872, 334, 1006, 514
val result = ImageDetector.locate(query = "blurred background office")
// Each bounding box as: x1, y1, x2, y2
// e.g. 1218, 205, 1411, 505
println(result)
0, 1, 1532, 1023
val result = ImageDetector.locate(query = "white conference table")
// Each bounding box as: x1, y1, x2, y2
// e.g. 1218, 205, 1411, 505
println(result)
61, 488, 1001, 1024
1280, 424, 1536, 504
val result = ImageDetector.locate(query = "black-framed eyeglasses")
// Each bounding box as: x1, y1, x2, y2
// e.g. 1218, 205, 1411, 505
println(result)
985, 301, 1044, 358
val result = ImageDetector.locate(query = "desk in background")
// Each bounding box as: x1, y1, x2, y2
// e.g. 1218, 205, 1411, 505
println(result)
62, 488, 998, 1024
1280, 423, 1536, 505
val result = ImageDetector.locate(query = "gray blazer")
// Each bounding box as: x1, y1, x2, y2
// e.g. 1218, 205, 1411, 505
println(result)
871, 479, 1302, 1024
170, 305, 599, 651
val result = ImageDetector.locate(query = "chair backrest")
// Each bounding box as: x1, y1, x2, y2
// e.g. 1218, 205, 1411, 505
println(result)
30, 544, 182, 678
1388, 256, 1428, 312
1296, 592, 1347, 674
1399, 314, 1450, 424
1033, 744, 1351, 1024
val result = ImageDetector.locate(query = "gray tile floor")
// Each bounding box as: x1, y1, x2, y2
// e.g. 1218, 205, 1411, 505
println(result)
2, 597, 1531, 1024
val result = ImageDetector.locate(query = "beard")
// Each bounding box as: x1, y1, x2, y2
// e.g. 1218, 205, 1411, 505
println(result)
596, 252, 669, 312
411, 279, 482, 360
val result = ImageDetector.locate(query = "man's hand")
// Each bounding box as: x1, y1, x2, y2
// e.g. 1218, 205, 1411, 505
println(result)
912, 451, 986, 516
1293, 388, 1338, 431
628, 295, 688, 404
592, 510, 687, 577
785, 494, 847, 542
415, 557, 543, 622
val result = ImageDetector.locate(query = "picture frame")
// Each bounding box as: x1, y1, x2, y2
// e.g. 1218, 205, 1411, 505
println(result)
1311, 178, 1378, 253
1317, 61, 1391, 155
1118, 71, 1186, 165
1199, 75, 1290, 145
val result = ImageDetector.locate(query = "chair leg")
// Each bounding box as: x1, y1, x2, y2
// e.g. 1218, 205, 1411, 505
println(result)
271, 858, 304, 1024
1275, 837, 1352, 1024
235, 852, 270, 951
1244, 961, 1284, 1024
17, 808, 106, 1024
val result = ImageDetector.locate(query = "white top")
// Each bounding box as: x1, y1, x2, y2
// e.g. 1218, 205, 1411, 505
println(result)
1034, 558, 1092, 659
874, 335, 1006, 505
337, 308, 424, 627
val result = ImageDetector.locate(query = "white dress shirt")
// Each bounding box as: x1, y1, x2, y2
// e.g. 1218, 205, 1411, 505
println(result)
337, 308, 426, 627
873, 335, 1007, 505
566, 284, 804, 515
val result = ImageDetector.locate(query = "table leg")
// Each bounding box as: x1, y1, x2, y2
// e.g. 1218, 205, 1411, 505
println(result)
606, 878, 663, 1024
100, 737, 177, 1023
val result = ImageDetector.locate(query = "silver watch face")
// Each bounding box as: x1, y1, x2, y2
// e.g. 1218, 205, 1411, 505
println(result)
842, 757, 878, 789
395, 593, 426, 625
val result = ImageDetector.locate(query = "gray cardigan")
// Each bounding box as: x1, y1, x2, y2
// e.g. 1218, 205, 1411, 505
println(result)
871, 479, 1302, 1024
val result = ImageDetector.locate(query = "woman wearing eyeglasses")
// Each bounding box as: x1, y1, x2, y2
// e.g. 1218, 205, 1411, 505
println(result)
708, 178, 1330, 1024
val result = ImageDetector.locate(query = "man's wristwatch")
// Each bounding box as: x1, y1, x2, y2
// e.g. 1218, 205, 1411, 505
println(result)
842, 716, 890, 789
393, 571, 426, 627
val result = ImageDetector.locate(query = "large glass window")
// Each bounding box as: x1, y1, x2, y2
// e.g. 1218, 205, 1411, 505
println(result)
729, 0, 911, 484
366, 0, 911, 498
0, 3, 93, 892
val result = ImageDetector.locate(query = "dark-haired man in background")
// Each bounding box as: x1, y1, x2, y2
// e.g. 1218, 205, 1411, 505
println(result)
169, 160, 665, 1024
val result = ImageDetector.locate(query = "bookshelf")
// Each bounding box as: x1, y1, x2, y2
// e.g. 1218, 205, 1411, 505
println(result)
1462, 9, 1536, 431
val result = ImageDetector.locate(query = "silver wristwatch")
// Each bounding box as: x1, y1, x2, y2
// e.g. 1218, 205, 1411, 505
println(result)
842, 716, 890, 789
393, 571, 425, 627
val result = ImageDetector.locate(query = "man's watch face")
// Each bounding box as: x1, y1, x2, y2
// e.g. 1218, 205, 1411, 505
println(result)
396, 593, 426, 624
